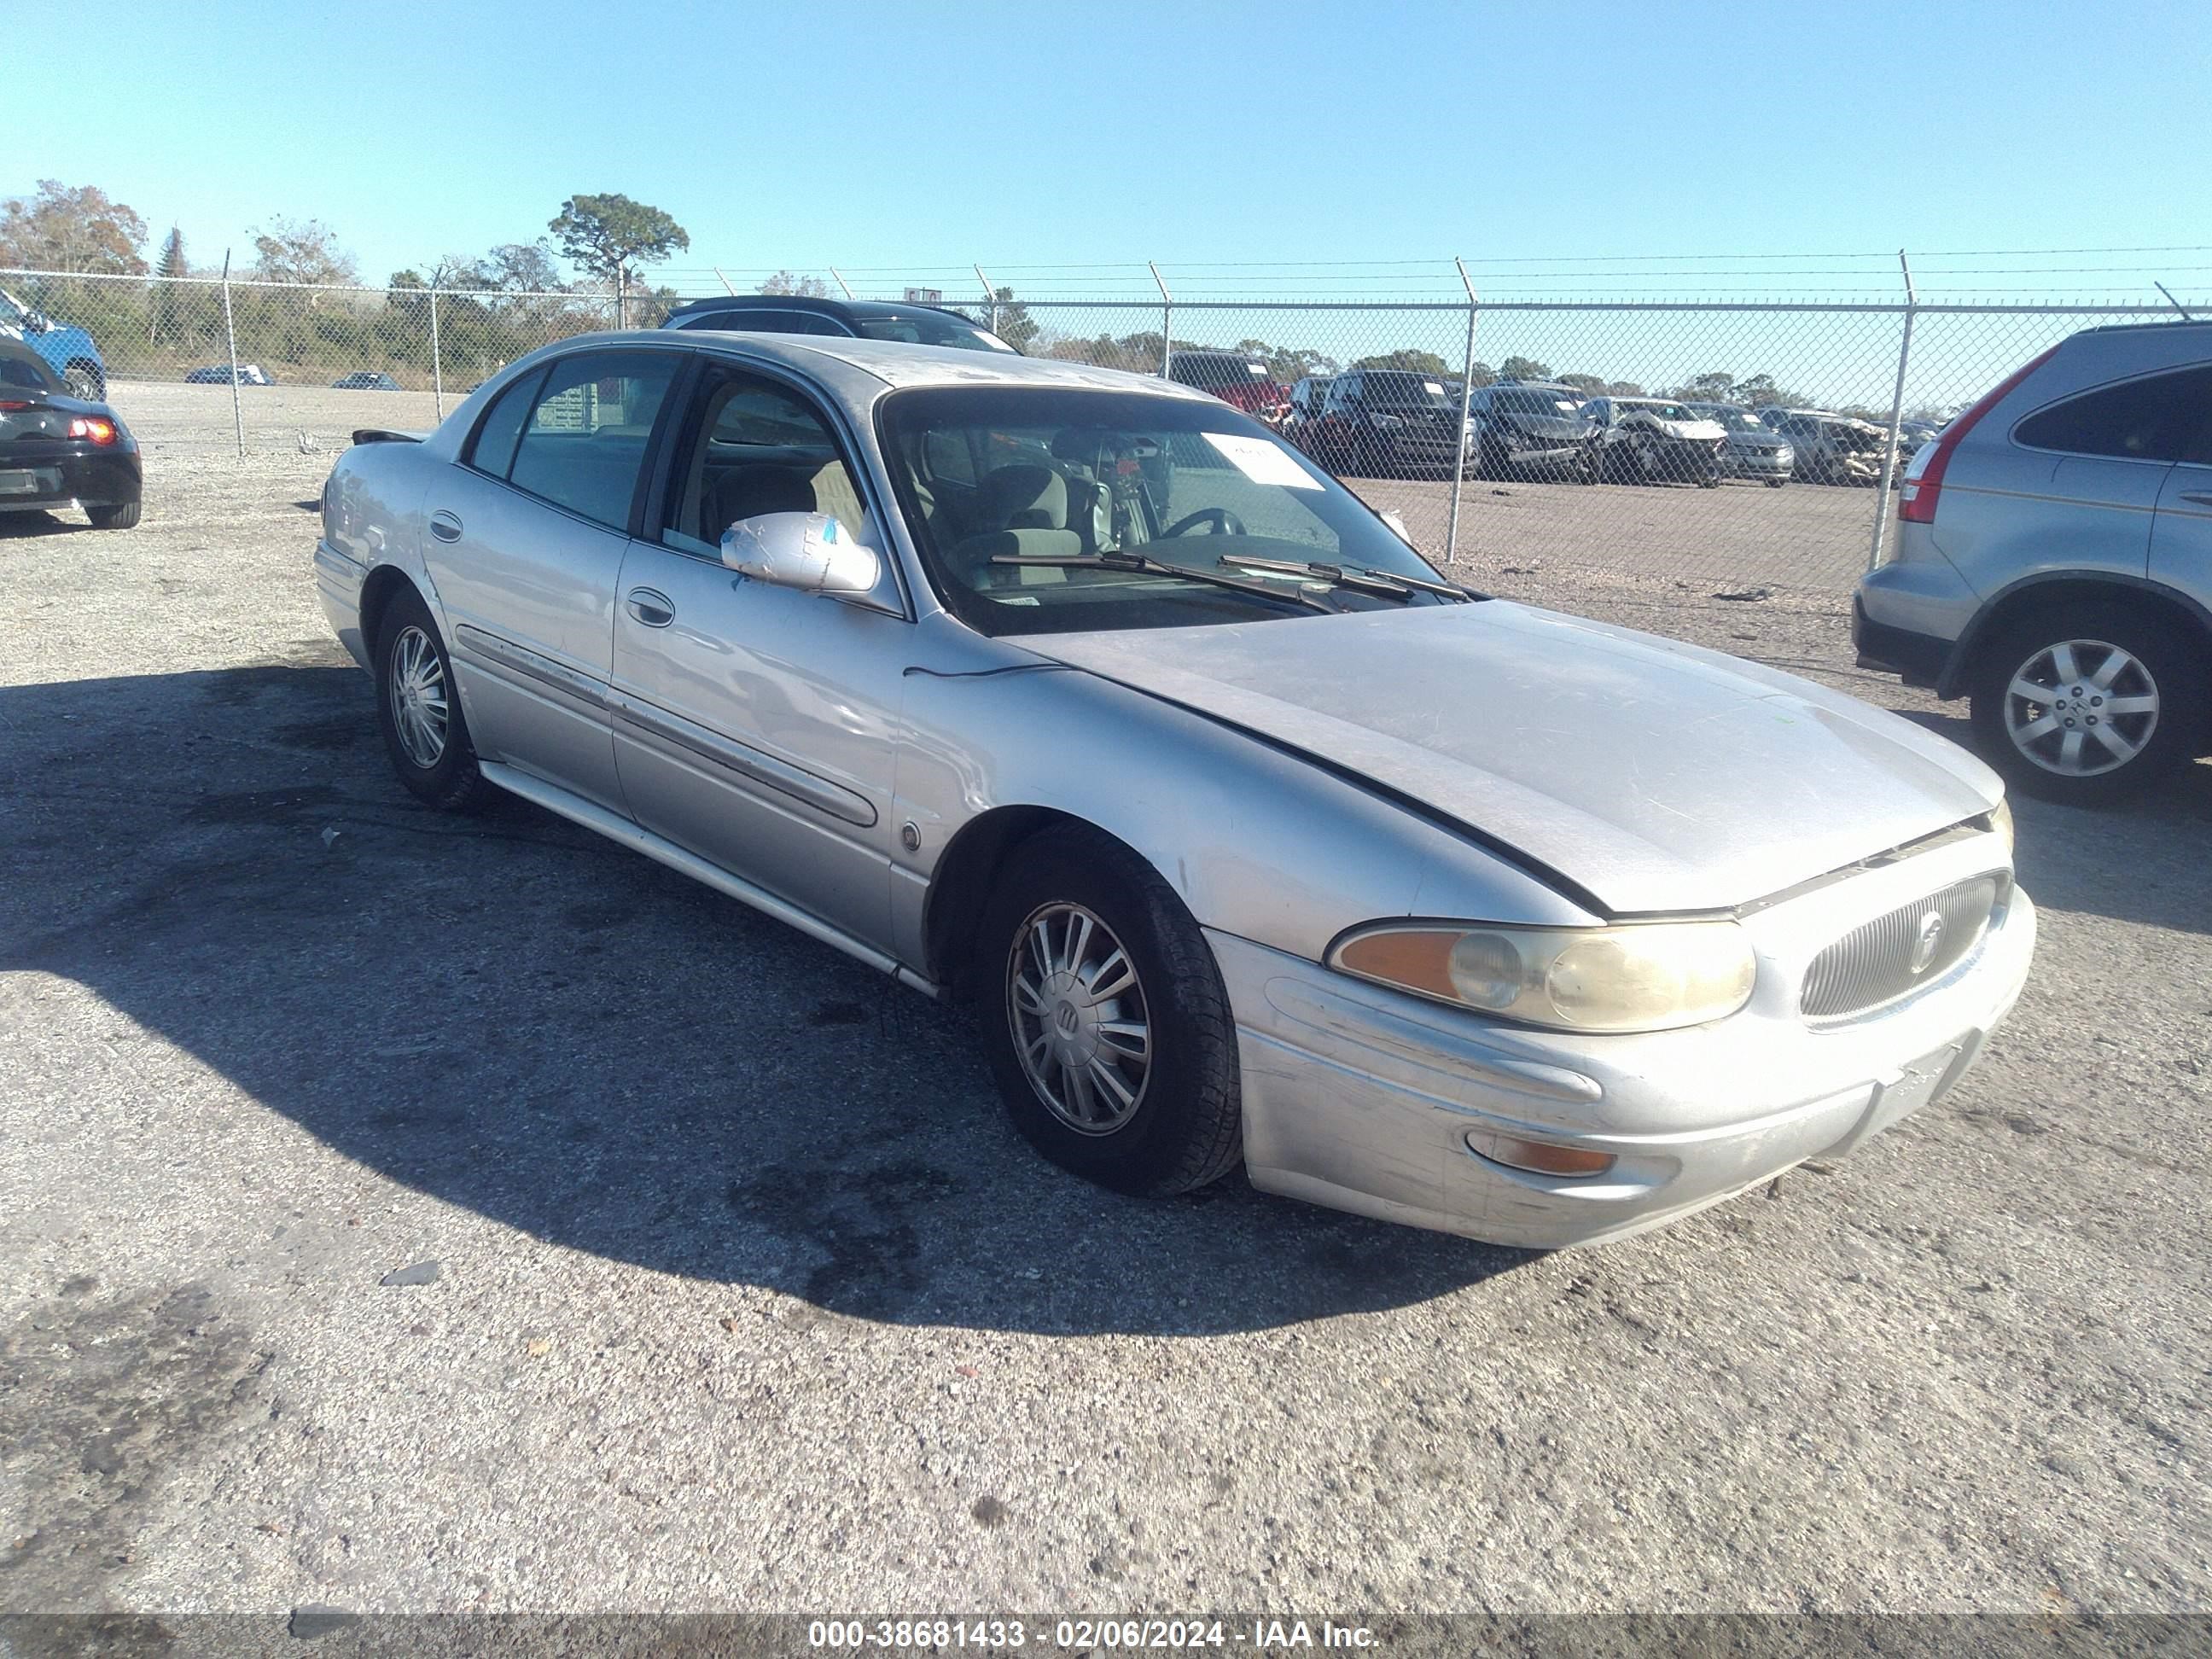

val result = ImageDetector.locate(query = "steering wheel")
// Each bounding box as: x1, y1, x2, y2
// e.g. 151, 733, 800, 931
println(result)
1163, 507, 1247, 538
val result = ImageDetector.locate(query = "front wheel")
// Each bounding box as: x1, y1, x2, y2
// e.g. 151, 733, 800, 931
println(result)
373, 589, 498, 812
64, 361, 105, 402
1966, 602, 2207, 805
977, 825, 1243, 1197
1764, 476, 1787, 488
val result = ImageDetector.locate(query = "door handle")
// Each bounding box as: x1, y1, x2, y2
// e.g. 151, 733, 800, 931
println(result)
2181, 492, 2212, 508
428, 509, 462, 543
626, 587, 675, 628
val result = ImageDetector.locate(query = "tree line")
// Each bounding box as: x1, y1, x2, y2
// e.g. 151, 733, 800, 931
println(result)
3, 178, 1924, 416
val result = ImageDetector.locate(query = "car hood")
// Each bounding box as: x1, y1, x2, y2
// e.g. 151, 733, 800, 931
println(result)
1650, 416, 1727, 441
1017, 602, 2000, 915
1499, 412, 1592, 440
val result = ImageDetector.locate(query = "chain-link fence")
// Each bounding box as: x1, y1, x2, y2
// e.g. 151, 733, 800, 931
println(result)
4, 263, 2196, 598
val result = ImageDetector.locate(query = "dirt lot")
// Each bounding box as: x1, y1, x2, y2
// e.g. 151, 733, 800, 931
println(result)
2, 410, 2209, 1618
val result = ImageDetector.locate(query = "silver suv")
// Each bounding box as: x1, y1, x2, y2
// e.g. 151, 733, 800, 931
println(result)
1854, 321, 2212, 803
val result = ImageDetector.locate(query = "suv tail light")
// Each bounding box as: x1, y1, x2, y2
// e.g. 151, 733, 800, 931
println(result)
1898, 346, 2057, 525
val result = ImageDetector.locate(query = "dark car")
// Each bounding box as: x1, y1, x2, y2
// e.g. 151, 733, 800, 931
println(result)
1468, 381, 1600, 482
1167, 350, 1292, 428
661, 294, 1018, 355
0, 337, 143, 529
333, 370, 402, 391
184, 364, 273, 386
1300, 368, 1467, 478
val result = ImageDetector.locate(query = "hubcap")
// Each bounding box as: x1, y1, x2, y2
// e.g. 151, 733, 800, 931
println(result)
1007, 902, 1152, 1136
388, 626, 450, 769
2002, 637, 2158, 778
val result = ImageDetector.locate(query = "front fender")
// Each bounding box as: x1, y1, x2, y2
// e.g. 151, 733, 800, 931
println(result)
889, 616, 1597, 976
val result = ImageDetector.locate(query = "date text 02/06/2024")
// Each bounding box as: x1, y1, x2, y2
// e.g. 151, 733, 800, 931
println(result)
806, 1620, 1380, 1650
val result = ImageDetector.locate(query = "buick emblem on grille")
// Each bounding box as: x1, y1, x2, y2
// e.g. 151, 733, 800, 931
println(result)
1907, 911, 1947, 975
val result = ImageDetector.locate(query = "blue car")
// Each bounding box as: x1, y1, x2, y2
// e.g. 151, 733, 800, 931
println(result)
0, 287, 106, 402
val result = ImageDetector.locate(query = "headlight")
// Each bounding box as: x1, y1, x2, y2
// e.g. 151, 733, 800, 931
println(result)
1776, 446, 1794, 462
1329, 920, 1756, 1033
1371, 413, 1403, 429
1988, 798, 2013, 856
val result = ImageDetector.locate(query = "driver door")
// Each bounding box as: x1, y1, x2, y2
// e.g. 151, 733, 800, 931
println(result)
608, 365, 911, 950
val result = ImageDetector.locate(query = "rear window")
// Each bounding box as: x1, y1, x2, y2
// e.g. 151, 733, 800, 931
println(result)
1174, 356, 1269, 390
854, 311, 1016, 353
2012, 365, 2212, 463
1363, 372, 1447, 407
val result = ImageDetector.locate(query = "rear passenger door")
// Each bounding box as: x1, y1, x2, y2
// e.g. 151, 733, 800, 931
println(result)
424, 346, 682, 811
2148, 366, 2212, 599
608, 362, 910, 950
2011, 367, 2212, 576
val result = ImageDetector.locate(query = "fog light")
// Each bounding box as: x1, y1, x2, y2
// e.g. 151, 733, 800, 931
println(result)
1465, 1128, 1616, 1179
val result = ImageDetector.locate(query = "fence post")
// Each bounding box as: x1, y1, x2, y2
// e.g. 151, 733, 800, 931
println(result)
1150, 262, 1173, 378
220, 249, 244, 458
428, 288, 445, 421
1868, 248, 1918, 573
975, 265, 998, 335
1446, 258, 1480, 566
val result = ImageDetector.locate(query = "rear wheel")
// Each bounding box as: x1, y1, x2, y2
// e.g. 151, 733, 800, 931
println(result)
373, 589, 498, 812
977, 825, 1242, 1197
87, 500, 140, 529
1966, 601, 2207, 805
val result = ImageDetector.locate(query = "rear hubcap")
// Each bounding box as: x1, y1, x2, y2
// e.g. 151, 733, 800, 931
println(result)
2002, 637, 2158, 777
388, 626, 450, 769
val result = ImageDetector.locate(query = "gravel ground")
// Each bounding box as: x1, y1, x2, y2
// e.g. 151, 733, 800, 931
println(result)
2, 410, 2209, 1620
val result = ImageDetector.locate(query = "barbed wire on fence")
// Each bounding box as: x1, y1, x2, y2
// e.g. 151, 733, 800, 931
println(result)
3, 261, 2199, 601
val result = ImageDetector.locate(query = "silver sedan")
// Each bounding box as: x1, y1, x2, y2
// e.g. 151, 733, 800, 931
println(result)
315, 332, 2035, 1248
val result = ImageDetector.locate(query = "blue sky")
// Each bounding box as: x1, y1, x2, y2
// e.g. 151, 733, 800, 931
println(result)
25, 0, 2210, 306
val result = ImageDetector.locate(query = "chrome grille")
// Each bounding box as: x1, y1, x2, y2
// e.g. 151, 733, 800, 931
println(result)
1801, 874, 2005, 1020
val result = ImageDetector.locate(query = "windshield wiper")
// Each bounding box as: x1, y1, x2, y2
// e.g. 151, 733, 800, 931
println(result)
989, 551, 1336, 612
1215, 552, 1484, 602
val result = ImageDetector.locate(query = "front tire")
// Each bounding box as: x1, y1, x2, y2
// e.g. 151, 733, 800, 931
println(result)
373, 589, 498, 812
977, 825, 1243, 1198
1966, 601, 2206, 806
64, 361, 105, 402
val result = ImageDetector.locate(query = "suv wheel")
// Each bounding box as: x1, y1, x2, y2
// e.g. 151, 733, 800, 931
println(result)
1967, 601, 2207, 805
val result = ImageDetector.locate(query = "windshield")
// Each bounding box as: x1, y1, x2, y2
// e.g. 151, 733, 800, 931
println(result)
879, 387, 1461, 637
854, 312, 1016, 354
1699, 406, 1767, 432
1364, 372, 1449, 410
1498, 390, 1581, 416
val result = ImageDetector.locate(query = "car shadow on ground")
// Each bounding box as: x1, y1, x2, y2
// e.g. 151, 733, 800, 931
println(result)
0, 510, 90, 538
0, 655, 1529, 1337
1895, 707, 2212, 937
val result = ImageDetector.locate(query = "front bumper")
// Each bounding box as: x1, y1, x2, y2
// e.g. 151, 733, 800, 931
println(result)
1217, 833, 2034, 1249
0, 445, 142, 514
1722, 446, 1793, 477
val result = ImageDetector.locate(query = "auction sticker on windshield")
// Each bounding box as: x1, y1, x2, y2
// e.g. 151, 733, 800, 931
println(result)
1202, 431, 1324, 489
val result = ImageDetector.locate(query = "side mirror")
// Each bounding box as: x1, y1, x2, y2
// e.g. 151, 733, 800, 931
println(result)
722, 510, 882, 597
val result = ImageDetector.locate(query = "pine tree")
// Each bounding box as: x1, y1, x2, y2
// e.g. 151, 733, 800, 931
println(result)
151, 225, 188, 344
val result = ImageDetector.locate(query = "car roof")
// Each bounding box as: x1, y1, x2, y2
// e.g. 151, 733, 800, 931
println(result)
568, 328, 1220, 399
664, 294, 984, 326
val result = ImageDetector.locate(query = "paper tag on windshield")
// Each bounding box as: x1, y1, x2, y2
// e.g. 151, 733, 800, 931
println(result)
1423, 381, 1443, 394
1202, 432, 1324, 490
